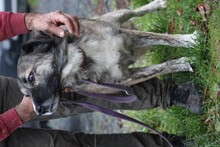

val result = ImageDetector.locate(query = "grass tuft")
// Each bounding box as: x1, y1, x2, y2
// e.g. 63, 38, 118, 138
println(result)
125, 0, 220, 146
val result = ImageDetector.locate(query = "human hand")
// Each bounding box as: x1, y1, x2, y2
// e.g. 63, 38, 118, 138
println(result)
25, 11, 79, 37
15, 96, 36, 122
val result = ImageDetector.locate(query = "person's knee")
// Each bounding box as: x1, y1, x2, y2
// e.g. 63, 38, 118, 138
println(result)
0, 76, 23, 111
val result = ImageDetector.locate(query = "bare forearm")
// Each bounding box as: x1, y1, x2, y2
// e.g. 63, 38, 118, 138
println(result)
25, 13, 42, 31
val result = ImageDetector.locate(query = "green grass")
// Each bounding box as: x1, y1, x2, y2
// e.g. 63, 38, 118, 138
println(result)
124, 0, 220, 146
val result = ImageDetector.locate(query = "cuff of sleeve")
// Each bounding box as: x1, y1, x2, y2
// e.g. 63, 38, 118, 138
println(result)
1, 108, 23, 134
10, 13, 29, 35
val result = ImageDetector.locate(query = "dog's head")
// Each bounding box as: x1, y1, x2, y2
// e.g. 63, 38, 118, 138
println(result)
17, 31, 79, 115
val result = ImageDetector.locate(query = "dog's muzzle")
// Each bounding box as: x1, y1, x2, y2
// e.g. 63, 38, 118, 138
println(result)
31, 77, 60, 115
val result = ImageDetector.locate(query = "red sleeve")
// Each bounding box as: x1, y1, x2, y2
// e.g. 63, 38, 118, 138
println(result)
0, 12, 29, 41
0, 108, 23, 141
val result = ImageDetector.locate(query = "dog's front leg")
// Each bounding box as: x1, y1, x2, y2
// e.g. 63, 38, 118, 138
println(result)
133, 0, 166, 16
121, 57, 193, 86
95, 0, 166, 26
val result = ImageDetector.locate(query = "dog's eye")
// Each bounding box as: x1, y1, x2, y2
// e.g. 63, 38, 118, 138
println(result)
28, 72, 35, 83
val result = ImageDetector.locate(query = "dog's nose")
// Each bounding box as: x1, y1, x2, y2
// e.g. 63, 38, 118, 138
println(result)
36, 106, 47, 115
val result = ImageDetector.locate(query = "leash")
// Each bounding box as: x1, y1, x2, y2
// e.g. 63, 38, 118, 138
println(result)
76, 79, 137, 103
60, 80, 173, 147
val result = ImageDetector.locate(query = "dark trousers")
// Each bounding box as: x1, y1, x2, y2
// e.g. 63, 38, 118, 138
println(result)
7, 128, 180, 147
0, 76, 176, 147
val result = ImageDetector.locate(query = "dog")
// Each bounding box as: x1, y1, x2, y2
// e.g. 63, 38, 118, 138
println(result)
17, 0, 196, 115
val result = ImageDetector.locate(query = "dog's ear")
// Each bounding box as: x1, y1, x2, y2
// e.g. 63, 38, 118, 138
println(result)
33, 30, 53, 40
21, 30, 59, 56
21, 38, 54, 56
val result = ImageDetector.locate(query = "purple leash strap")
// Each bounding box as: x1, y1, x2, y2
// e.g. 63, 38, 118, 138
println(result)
61, 100, 173, 147
76, 80, 137, 103
61, 80, 173, 147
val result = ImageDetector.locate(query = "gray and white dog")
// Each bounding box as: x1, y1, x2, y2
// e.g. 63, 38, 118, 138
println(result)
17, 0, 196, 115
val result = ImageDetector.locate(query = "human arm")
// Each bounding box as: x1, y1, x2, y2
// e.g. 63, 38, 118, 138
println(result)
0, 11, 79, 41
25, 11, 79, 37
0, 12, 28, 41
0, 96, 35, 141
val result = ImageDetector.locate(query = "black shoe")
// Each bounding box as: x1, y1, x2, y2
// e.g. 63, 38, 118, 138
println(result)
169, 135, 186, 147
163, 131, 197, 147
169, 135, 196, 147
170, 82, 202, 114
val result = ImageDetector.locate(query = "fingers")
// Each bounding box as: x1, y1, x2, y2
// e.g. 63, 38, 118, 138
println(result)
27, 11, 80, 37
61, 12, 80, 36
46, 24, 65, 37
71, 15, 80, 36
49, 11, 80, 36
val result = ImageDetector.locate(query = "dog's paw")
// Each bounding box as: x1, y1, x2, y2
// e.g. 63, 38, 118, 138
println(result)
169, 57, 193, 72
179, 57, 194, 72
190, 31, 199, 44
178, 31, 199, 48
176, 57, 191, 64
154, 0, 166, 9
186, 31, 199, 48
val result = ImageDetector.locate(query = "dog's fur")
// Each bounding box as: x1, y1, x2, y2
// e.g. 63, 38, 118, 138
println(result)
17, 0, 196, 115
